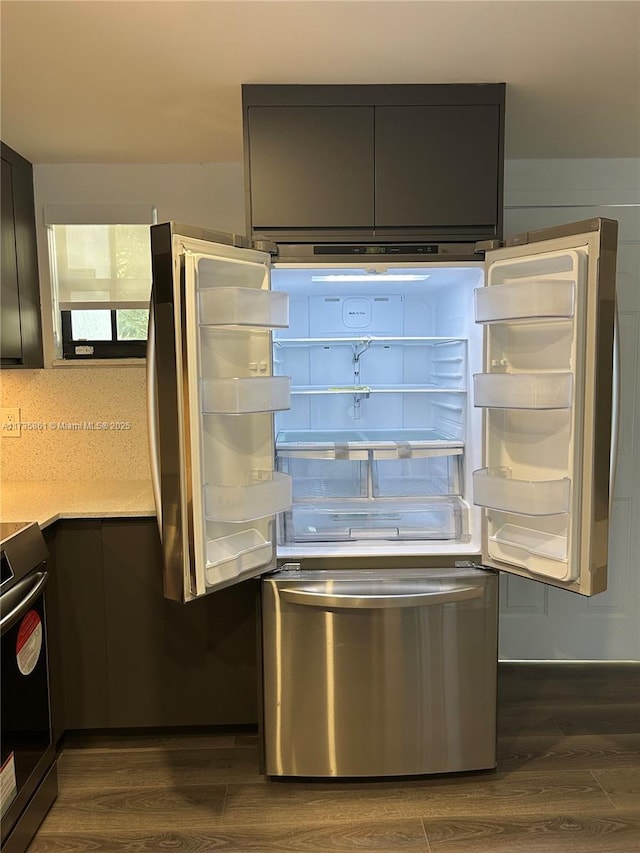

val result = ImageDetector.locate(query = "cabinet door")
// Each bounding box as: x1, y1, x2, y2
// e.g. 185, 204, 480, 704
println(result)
102, 519, 258, 727
42, 526, 64, 744
1, 158, 23, 361
374, 105, 502, 237
53, 520, 110, 729
247, 106, 374, 232
0, 143, 43, 368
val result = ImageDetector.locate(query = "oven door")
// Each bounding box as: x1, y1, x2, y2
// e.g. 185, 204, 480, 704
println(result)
1, 567, 56, 847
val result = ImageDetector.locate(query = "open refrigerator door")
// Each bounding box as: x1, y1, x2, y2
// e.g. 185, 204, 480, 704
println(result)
150, 225, 292, 602
475, 218, 617, 595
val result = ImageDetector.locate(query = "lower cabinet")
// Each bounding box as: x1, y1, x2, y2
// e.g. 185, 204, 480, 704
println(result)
48, 518, 258, 734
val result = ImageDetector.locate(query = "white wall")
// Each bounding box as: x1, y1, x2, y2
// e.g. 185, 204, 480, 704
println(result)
33, 162, 246, 364
501, 158, 640, 660
1, 163, 246, 483
34, 162, 245, 229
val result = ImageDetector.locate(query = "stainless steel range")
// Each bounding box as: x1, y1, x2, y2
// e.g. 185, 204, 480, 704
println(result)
0, 522, 57, 853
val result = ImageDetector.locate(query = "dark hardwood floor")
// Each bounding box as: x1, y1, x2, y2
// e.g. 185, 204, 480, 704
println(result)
29, 663, 640, 852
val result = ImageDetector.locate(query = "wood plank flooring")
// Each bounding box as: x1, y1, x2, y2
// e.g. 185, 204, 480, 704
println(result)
29, 663, 640, 852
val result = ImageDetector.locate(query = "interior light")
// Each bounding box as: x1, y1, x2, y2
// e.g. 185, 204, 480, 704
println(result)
310, 274, 430, 282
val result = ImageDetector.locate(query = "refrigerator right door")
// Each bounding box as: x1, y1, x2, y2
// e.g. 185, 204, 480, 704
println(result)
474, 218, 617, 596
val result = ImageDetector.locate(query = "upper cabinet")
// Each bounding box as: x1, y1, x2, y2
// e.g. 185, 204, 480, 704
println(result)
242, 84, 505, 245
1, 143, 43, 368
246, 105, 374, 232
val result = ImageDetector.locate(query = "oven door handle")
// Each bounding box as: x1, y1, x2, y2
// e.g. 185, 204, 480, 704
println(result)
0, 571, 48, 636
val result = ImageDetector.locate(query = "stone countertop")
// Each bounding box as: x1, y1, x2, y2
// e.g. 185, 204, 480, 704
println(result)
0, 480, 156, 529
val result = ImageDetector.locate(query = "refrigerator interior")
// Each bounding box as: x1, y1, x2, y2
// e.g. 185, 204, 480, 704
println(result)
270, 263, 485, 558
186, 241, 591, 592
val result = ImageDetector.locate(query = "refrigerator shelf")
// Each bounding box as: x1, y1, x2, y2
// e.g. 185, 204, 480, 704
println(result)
199, 287, 289, 328
276, 429, 462, 460
205, 529, 272, 583
278, 445, 463, 461
473, 373, 573, 409
473, 468, 570, 516
290, 384, 466, 395
204, 472, 292, 522
474, 280, 575, 324
274, 335, 466, 347
201, 376, 291, 414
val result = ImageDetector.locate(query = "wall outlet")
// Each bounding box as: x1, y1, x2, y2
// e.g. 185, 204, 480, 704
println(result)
1, 408, 21, 438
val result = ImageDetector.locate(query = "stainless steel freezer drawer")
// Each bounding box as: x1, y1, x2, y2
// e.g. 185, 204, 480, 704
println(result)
261, 566, 498, 778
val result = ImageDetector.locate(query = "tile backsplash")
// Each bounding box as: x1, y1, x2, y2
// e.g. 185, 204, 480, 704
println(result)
0, 367, 150, 481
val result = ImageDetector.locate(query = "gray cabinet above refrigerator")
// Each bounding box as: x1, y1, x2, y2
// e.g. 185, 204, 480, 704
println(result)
242, 84, 505, 244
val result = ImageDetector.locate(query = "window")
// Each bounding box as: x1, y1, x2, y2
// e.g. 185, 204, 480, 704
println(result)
45, 205, 155, 359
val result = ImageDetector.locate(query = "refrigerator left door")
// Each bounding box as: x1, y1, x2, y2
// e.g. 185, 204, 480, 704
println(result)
149, 224, 292, 602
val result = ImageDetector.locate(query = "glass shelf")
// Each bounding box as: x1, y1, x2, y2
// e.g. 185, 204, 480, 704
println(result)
473, 467, 570, 516
204, 472, 292, 522
473, 373, 573, 409
290, 384, 466, 396
201, 376, 291, 414
199, 287, 289, 328
274, 336, 466, 347
276, 429, 463, 461
474, 280, 575, 324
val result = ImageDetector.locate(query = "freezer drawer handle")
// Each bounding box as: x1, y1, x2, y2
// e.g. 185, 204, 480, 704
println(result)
279, 585, 483, 610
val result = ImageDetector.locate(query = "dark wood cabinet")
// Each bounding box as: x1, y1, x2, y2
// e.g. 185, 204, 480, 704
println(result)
48, 518, 258, 734
50, 521, 109, 732
101, 519, 258, 728
1, 143, 43, 368
247, 106, 374, 233
374, 104, 502, 236
243, 84, 505, 244
42, 525, 65, 744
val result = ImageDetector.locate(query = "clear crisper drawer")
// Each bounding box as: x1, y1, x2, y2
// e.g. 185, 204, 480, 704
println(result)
204, 471, 292, 522
474, 280, 575, 323
473, 467, 570, 516
373, 455, 462, 497
282, 498, 465, 543
199, 287, 289, 328
276, 457, 367, 499
473, 373, 573, 409
201, 376, 291, 414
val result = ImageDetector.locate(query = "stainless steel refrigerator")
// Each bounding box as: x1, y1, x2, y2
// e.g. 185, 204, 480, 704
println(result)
148, 217, 617, 777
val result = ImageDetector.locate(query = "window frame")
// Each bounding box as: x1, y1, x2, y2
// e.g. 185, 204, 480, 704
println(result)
60, 308, 148, 360
44, 205, 156, 362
